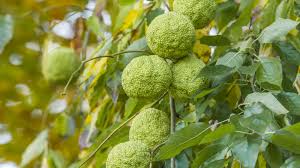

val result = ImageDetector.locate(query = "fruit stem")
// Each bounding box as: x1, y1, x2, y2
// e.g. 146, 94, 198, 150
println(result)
169, 95, 176, 168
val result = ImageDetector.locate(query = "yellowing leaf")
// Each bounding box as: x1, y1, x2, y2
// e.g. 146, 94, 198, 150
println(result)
231, 160, 241, 168
120, 9, 139, 32
195, 28, 211, 39
193, 41, 211, 63
258, 153, 267, 168
226, 84, 241, 109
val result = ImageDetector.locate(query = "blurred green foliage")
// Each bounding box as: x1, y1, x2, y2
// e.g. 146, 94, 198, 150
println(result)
1, 0, 300, 168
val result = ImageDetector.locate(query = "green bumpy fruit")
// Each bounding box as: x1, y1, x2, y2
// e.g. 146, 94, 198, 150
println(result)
129, 108, 170, 148
42, 47, 81, 83
106, 141, 151, 168
170, 55, 207, 100
146, 12, 195, 59
121, 55, 172, 99
174, 0, 217, 29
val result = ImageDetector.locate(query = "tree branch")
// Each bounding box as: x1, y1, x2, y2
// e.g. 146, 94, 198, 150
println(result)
169, 95, 176, 168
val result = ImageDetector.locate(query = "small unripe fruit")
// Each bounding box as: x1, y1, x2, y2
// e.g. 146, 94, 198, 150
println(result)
146, 12, 195, 59
170, 55, 207, 100
42, 47, 80, 84
129, 108, 170, 148
106, 141, 151, 168
121, 55, 172, 99
174, 0, 217, 29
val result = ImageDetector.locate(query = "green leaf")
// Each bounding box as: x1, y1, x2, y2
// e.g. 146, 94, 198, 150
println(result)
280, 156, 300, 168
0, 14, 13, 54
224, 0, 255, 41
191, 144, 225, 168
232, 137, 262, 168
200, 35, 231, 46
254, 0, 280, 30
287, 34, 300, 52
274, 41, 300, 66
200, 124, 235, 144
244, 92, 289, 115
238, 63, 260, 76
21, 130, 48, 167
256, 57, 283, 91
295, 0, 300, 17
118, 0, 136, 6
216, 52, 246, 69
165, 152, 190, 168
230, 114, 249, 132
124, 98, 138, 118
154, 123, 209, 160
122, 37, 151, 65
194, 87, 218, 99
277, 92, 300, 116
78, 124, 129, 166
53, 113, 75, 137
203, 159, 225, 168
239, 103, 273, 133
146, 8, 164, 25
90, 124, 129, 150
96, 38, 113, 57
259, 18, 299, 43
199, 65, 234, 80
270, 123, 300, 154
264, 145, 283, 168
276, 0, 293, 19
47, 150, 65, 168
86, 16, 104, 37
215, 1, 239, 30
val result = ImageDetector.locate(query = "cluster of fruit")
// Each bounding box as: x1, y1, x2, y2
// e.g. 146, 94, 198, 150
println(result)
40, 0, 216, 167
107, 0, 216, 167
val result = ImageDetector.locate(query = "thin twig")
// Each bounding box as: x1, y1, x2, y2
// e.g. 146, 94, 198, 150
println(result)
62, 50, 150, 95
169, 95, 176, 168
79, 92, 167, 168
79, 112, 139, 167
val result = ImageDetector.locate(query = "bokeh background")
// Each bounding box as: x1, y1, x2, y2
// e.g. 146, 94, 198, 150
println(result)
0, 0, 88, 167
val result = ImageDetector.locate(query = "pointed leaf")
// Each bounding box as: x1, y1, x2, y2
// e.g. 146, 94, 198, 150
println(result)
270, 123, 300, 154
256, 57, 283, 91
216, 52, 246, 69
232, 137, 262, 168
274, 41, 300, 66
245, 92, 289, 115
199, 65, 234, 79
200, 124, 235, 144
191, 144, 225, 168
277, 92, 300, 116
280, 156, 300, 168
200, 35, 231, 46
0, 14, 13, 53
154, 123, 209, 160
259, 18, 299, 43
21, 130, 48, 167
239, 103, 273, 133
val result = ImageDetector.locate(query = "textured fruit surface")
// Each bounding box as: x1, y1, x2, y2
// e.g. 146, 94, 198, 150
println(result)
106, 141, 151, 168
170, 55, 207, 100
146, 12, 195, 59
129, 108, 170, 148
121, 55, 172, 99
42, 47, 80, 83
174, 0, 217, 29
